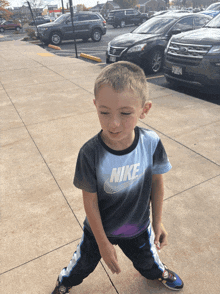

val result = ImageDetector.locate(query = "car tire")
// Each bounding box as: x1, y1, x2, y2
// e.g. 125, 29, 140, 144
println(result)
147, 49, 163, 74
142, 18, 147, 23
16, 26, 21, 31
0, 27, 4, 33
91, 29, 102, 42
113, 24, 118, 28
50, 31, 62, 45
120, 20, 125, 28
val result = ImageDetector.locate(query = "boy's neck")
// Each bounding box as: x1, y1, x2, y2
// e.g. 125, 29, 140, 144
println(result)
100, 129, 136, 151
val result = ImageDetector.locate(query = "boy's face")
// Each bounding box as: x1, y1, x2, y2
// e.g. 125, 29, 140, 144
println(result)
94, 85, 151, 149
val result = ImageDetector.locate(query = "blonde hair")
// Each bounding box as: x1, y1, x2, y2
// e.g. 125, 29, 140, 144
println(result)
94, 61, 148, 106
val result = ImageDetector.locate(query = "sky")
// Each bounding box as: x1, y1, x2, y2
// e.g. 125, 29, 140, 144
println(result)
7, 0, 106, 9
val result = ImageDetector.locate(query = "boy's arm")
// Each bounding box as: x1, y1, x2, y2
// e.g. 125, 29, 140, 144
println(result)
151, 174, 168, 250
82, 190, 121, 274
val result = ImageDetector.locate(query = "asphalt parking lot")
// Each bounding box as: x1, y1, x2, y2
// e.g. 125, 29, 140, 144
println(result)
1, 26, 219, 104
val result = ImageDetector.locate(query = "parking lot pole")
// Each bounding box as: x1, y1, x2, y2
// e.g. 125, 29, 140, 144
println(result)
27, 1, 39, 37
69, 0, 78, 58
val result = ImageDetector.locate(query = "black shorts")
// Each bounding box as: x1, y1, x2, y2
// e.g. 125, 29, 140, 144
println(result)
58, 223, 165, 288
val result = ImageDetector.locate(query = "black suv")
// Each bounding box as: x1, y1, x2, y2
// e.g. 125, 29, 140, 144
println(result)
107, 9, 148, 28
37, 12, 107, 45
164, 13, 220, 87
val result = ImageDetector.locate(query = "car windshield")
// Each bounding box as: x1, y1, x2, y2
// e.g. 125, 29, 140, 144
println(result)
205, 13, 220, 27
132, 17, 175, 34
206, 3, 220, 11
54, 14, 69, 24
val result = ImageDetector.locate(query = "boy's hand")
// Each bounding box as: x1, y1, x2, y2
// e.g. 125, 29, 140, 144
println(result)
98, 241, 121, 274
153, 223, 168, 251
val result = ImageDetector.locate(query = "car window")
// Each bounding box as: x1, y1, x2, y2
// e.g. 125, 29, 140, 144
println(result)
126, 10, 134, 15
78, 14, 89, 21
115, 11, 124, 16
194, 16, 211, 29
133, 17, 175, 34
87, 14, 99, 20
205, 12, 220, 27
172, 17, 193, 32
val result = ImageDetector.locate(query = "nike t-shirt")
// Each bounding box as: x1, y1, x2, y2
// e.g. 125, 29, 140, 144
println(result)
74, 126, 172, 239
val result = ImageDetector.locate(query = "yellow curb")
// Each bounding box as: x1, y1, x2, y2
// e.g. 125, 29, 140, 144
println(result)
146, 75, 164, 80
80, 53, 102, 63
37, 53, 54, 57
48, 44, 61, 50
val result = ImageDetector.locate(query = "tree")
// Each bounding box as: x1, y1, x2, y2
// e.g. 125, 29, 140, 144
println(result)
0, 0, 12, 20
114, 0, 138, 9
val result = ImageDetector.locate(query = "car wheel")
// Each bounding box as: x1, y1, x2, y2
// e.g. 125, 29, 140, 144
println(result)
120, 20, 125, 28
91, 29, 102, 42
142, 18, 147, 23
0, 27, 4, 33
113, 24, 118, 28
50, 32, 62, 45
16, 26, 21, 31
148, 49, 163, 74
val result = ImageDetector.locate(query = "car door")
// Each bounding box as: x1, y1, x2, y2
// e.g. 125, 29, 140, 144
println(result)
76, 14, 91, 38
125, 10, 134, 25
62, 15, 79, 40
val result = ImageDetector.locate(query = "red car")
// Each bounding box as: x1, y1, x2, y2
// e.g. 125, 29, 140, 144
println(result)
0, 20, 22, 32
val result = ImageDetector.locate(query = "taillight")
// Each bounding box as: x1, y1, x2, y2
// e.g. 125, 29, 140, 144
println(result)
103, 20, 106, 24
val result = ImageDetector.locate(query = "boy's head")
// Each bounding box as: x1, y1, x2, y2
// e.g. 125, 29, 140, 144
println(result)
94, 61, 148, 107
93, 62, 152, 149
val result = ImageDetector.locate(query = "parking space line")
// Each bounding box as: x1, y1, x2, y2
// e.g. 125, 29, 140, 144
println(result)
146, 75, 164, 80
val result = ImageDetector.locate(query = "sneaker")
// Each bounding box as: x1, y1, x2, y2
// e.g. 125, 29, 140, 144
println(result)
51, 278, 71, 294
158, 266, 184, 291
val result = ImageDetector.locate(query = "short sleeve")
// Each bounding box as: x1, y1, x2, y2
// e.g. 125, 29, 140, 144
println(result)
152, 139, 172, 174
73, 148, 97, 193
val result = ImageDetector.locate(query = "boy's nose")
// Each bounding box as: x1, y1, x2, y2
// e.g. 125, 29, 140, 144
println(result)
109, 116, 120, 128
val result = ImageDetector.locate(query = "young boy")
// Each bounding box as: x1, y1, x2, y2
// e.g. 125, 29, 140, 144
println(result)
52, 61, 184, 294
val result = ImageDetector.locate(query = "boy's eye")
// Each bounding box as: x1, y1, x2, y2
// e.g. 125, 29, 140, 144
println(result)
121, 112, 131, 115
100, 112, 109, 115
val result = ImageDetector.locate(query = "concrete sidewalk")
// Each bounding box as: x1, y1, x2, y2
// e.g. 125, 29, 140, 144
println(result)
1, 40, 220, 294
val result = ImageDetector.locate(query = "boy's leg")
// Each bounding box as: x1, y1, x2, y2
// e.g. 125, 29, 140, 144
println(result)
117, 223, 183, 290
118, 223, 164, 280
53, 228, 101, 292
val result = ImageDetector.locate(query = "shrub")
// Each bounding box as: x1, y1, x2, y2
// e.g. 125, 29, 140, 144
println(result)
25, 28, 36, 39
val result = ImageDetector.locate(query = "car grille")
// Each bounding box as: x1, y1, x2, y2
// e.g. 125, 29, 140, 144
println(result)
166, 41, 212, 66
109, 46, 127, 57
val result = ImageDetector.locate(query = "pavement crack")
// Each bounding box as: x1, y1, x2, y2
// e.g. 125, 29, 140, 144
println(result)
139, 120, 220, 167
164, 174, 220, 201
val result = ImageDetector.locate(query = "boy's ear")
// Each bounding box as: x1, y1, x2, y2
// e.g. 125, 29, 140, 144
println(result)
93, 98, 96, 106
140, 101, 152, 119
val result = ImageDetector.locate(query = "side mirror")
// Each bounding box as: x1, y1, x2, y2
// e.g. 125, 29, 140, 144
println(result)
170, 28, 182, 35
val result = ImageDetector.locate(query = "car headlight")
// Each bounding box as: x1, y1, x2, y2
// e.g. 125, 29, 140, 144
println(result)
127, 44, 147, 53
208, 46, 220, 54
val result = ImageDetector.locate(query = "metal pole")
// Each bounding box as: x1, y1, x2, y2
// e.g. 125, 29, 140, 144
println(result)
69, 0, 78, 58
61, 0, 64, 14
27, 1, 39, 40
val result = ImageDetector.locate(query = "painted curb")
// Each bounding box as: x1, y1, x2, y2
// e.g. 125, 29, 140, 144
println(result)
80, 53, 102, 63
48, 44, 61, 50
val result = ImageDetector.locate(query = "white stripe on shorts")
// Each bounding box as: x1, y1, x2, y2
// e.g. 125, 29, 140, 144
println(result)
147, 223, 165, 273
59, 232, 85, 283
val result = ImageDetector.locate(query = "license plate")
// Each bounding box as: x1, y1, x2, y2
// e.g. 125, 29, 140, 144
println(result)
110, 56, 116, 62
172, 65, 182, 75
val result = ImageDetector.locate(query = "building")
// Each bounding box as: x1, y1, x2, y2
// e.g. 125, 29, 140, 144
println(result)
138, 0, 167, 13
